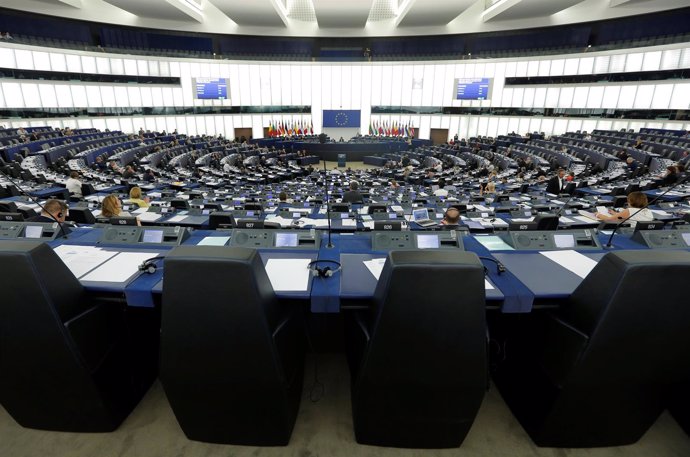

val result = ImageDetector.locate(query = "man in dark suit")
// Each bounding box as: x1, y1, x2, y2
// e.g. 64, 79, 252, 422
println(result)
545, 168, 566, 195
342, 180, 363, 204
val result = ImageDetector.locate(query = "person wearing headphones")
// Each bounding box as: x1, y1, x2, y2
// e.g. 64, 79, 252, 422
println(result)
28, 199, 72, 234
440, 207, 462, 227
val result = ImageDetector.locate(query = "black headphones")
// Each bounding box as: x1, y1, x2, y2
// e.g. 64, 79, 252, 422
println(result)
478, 256, 505, 276
138, 256, 166, 274
307, 259, 342, 278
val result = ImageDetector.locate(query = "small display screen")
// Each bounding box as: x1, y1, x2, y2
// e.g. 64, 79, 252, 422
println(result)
246, 211, 254, 216
275, 232, 298, 247
682, 232, 690, 247
455, 78, 492, 100
194, 77, 228, 100
416, 234, 440, 249
24, 225, 43, 239
142, 229, 164, 243
554, 234, 575, 249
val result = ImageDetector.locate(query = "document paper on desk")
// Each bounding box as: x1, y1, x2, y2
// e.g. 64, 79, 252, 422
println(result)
365, 257, 496, 290
540, 250, 598, 279
81, 251, 160, 283
265, 258, 311, 292
53, 245, 118, 279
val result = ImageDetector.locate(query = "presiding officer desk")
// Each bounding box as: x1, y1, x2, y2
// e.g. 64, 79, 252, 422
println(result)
4, 220, 687, 314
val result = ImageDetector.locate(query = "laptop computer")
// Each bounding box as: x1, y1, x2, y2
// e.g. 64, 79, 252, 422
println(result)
412, 208, 437, 227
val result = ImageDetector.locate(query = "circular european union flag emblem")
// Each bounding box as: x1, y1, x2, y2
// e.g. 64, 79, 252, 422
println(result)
335, 112, 348, 126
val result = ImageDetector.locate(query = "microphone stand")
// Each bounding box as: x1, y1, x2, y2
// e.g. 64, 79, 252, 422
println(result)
323, 159, 334, 248
605, 175, 688, 248
0, 158, 70, 239
554, 191, 576, 217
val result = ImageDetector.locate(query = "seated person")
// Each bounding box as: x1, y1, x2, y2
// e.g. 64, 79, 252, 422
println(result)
596, 191, 653, 228
127, 186, 150, 208
440, 207, 462, 227
278, 191, 293, 205
143, 169, 156, 182
101, 194, 140, 226
434, 178, 449, 197
109, 160, 121, 174
65, 171, 83, 198
342, 180, 363, 204
94, 156, 107, 171
122, 165, 136, 179
28, 199, 72, 235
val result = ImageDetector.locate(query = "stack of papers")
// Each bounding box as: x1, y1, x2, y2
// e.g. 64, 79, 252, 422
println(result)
264, 258, 311, 291
540, 250, 598, 279
53, 245, 118, 278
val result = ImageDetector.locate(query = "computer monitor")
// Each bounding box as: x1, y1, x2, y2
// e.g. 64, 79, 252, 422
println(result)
24, 225, 44, 239
416, 234, 440, 249
142, 229, 164, 243
553, 233, 575, 249
274, 232, 298, 247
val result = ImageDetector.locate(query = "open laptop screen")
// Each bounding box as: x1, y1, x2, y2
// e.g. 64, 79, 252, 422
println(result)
412, 208, 429, 221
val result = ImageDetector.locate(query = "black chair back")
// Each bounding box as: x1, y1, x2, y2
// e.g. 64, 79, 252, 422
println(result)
0, 241, 156, 432
160, 246, 304, 445
347, 250, 486, 448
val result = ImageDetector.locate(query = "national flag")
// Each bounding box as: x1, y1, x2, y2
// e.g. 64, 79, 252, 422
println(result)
378, 121, 384, 136
298, 120, 303, 136
369, 121, 374, 135
310, 121, 314, 135
393, 121, 399, 136
409, 123, 415, 138
405, 122, 410, 137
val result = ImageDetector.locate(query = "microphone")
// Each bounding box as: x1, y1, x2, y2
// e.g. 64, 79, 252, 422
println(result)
322, 160, 334, 249
604, 175, 688, 248
0, 158, 71, 239
554, 191, 576, 217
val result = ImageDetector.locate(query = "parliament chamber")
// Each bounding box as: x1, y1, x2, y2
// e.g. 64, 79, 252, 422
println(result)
1, 1, 690, 456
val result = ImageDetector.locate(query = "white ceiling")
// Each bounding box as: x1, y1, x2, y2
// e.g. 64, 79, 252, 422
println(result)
2, 0, 690, 37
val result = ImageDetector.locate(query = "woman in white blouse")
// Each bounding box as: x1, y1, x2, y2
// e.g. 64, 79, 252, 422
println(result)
596, 191, 653, 227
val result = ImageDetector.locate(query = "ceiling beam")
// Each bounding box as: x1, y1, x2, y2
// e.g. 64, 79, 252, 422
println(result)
393, 0, 416, 27
57, 0, 82, 7
268, 0, 290, 27
164, 0, 204, 23
481, 0, 522, 22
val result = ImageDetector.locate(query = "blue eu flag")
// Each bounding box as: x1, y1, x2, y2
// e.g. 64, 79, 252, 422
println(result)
322, 110, 361, 128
